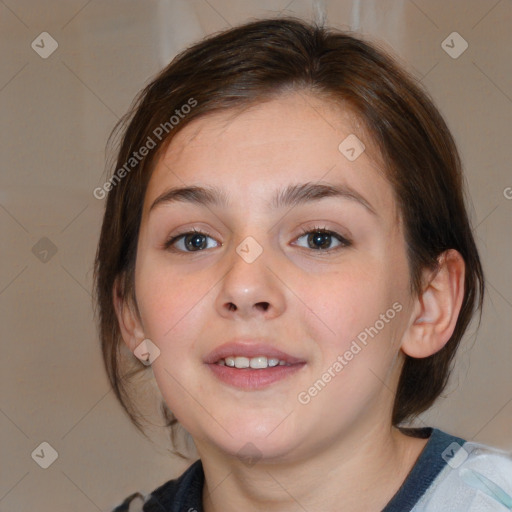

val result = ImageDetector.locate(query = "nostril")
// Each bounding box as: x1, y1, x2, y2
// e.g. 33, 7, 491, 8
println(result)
225, 302, 270, 312
256, 302, 270, 311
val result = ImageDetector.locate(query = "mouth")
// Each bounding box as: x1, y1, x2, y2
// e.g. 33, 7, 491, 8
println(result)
204, 340, 307, 390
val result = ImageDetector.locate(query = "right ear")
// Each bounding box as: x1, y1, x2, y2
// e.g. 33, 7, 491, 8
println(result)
113, 275, 145, 353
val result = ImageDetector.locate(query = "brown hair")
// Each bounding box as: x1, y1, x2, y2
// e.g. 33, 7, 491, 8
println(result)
94, 16, 484, 453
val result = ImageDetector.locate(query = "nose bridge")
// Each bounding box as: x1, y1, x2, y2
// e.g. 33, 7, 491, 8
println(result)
215, 232, 285, 319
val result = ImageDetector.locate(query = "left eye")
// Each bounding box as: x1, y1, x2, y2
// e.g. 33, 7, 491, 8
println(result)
294, 229, 351, 251
164, 230, 219, 252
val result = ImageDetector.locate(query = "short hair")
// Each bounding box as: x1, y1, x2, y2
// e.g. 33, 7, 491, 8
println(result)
94, 16, 484, 452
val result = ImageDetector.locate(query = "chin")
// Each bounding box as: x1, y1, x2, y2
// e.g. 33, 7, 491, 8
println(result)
221, 435, 299, 465
205, 416, 306, 463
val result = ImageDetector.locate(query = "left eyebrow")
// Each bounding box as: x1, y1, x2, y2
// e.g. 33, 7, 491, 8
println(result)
149, 181, 377, 216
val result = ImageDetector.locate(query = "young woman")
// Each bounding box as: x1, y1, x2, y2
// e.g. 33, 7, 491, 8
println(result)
94, 16, 512, 512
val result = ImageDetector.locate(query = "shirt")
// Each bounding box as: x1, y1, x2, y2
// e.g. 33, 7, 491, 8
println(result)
111, 427, 512, 511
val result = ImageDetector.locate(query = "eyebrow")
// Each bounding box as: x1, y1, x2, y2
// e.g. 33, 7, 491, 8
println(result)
149, 182, 377, 216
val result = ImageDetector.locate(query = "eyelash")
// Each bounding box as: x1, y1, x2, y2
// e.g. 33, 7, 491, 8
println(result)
163, 226, 352, 254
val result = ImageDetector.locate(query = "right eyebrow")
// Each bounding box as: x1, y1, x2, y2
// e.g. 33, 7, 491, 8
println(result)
149, 184, 230, 212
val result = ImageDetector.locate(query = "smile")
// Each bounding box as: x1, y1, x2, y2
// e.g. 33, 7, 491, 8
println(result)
208, 359, 306, 390
216, 356, 291, 369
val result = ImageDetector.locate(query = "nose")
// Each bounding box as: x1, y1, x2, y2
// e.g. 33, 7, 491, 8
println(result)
215, 242, 286, 321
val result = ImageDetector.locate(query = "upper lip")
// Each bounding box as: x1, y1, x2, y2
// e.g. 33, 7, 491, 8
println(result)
204, 339, 306, 365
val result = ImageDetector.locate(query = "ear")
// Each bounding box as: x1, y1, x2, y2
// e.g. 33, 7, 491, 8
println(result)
401, 249, 465, 358
113, 275, 145, 353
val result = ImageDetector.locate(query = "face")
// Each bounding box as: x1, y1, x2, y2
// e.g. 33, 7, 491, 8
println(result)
130, 92, 415, 463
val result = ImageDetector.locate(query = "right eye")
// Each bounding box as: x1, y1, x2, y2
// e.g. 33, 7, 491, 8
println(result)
164, 228, 221, 253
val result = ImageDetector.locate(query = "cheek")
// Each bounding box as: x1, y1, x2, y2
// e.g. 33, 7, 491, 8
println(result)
134, 262, 214, 430
134, 256, 214, 375
294, 264, 406, 422
297, 260, 396, 351
295, 258, 409, 413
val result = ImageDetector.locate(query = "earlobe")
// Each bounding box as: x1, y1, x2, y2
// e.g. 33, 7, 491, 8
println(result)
401, 249, 465, 358
113, 276, 145, 353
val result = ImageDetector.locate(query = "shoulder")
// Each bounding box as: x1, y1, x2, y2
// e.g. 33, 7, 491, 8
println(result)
414, 430, 512, 511
111, 459, 204, 512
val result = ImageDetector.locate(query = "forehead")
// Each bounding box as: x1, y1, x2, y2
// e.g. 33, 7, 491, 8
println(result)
145, 92, 397, 220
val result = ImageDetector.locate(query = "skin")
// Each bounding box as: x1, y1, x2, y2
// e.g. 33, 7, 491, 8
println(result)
115, 91, 465, 511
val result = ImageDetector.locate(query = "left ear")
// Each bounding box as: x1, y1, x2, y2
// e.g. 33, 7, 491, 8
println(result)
401, 249, 465, 358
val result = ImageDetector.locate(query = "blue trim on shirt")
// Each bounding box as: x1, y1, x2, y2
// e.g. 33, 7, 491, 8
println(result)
382, 427, 466, 511
143, 459, 204, 511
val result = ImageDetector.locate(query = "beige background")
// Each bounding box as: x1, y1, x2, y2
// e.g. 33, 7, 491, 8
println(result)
1, 0, 511, 510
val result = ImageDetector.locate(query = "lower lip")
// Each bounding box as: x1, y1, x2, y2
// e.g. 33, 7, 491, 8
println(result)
207, 362, 306, 390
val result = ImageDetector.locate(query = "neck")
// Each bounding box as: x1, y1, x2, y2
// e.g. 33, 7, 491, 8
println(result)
198, 421, 429, 512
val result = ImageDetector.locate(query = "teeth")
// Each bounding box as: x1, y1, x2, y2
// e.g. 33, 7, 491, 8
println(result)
216, 356, 289, 369
234, 356, 250, 368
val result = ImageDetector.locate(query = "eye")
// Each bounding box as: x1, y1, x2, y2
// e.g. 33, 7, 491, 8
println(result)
164, 228, 220, 253
294, 226, 352, 251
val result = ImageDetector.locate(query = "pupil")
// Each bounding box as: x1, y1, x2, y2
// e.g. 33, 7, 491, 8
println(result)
310, 231, 330, 249
186, 233, 206, 250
